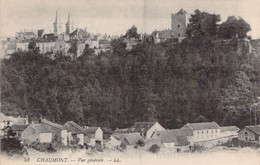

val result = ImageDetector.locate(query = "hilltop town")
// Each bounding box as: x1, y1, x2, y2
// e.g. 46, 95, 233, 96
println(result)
1, 8, 260, 159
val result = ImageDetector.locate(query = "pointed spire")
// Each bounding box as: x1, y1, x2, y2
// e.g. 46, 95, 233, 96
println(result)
66, 11, 71, 25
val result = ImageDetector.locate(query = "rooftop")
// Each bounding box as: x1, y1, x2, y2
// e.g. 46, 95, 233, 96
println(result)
182, 122, 220, 130
31, 124, 52, 133
221, 126, 240, 132
128, 122, 157, 133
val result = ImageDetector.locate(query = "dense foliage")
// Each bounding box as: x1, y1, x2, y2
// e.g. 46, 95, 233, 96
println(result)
1, 10, 259, 129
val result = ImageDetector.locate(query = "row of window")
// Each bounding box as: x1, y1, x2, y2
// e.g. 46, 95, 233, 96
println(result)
197, 129, 218, 134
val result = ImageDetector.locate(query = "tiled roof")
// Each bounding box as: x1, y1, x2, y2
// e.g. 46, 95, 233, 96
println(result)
114, 128, 129, 134
155, 129, 193, 144
128, 122, 157, 134
84, 127, 99, 133
176, 9, 188, 15
182, 122, 220, 130
64, 121, 85, 134
123, 133, 143, 146
41, 119, 66, 130
220, 126, 240, 132
31, 124, 52, 133
11, 124, 28, 131
244, 125, 260, 136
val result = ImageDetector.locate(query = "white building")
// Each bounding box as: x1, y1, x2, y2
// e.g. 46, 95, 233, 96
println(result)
21, 124, 53, 144
181, 122, 221, 143
84, 127, 103, 146
128, 122, 165, 139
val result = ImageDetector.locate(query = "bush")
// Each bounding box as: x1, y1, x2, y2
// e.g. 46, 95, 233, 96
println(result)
29, 142, 56, 153
221, 138, 260, 149
191, 144, 206, 152
136, 139, 145, 147
149, 144, 160, 153
1, 137, 27, 156
120, 143, 127, 150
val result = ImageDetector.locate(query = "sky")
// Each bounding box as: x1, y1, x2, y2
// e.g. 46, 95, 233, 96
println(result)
1, 0, 260, 39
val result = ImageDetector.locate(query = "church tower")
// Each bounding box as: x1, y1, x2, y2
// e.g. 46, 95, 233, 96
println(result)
65, 11, 74, 34
54, 11, 62, 37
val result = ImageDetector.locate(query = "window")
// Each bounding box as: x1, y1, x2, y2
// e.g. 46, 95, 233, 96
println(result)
215, 130, 217, 133
197, 131, 199, 134
211, 130, 213, 133
202, 131, 203, 134
178, 34, 180, 37
244, 132, 248, 135
178, 24, 180, 28
207, 130, 208, 133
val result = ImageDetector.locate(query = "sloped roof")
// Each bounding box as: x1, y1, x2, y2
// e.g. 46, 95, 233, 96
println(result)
128, 122, 157, 134
13, 118, 27, 125
155, 129, 193, 144
64, 121, 85, 134
11, 124, 28, 131
221, 126, 240, 132
31, 124, 52, 133
182, 122, 220, 130
38, 29, 44, 38
114, 128, 129, 134
123, 134, 143, 146
84, 127, 99, 133
244, 125, 260, 136
176, 9, 188, 15
41, 119, 66, 130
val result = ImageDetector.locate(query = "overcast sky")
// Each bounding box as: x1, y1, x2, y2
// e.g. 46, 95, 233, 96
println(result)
1, 0, 260, 39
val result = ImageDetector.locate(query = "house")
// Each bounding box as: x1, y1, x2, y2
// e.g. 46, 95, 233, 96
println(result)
40, 118, 68, 146
53, 39, 70, 56
10, 124, 28, 138
238, 125, 260, 142
144, 138, 165, 150
152, 129, 193, 149
220, 126, 240, 138
84, 127, 103, 146
21, 124, 53, 144
121, 133, 143, 147
181, 122, 221, 142
64, 121, 85, 145
36, 41, 56, 54
105, 135, 121, 149
150, 29, 174, 44
127, 122, 165, 139
124, 39, 139, 50
98, 39, 110, 49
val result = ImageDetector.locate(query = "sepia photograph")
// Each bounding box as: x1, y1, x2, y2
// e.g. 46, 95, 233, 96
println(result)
0, 0, 260, 164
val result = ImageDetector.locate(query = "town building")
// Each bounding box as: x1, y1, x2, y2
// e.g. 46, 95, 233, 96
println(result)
84, 127, 103, 146
181, 122, 221, 142
120, 133, 143, 147
53, 39, 70, 56
40, 118, 68, 146
152, 128, 193, 149
10, 125, 28, 138
64, 121, 85, 145
238, 125, 260, 141
21, 124, 53, 144
220, 126, 240, 138
127, 122, 165, 139
65, 11, 74, 34
105, 135, 121, 149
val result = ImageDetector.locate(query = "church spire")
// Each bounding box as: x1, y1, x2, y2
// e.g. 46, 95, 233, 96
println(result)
66, 11, 74, 34
54, 11, 62, 36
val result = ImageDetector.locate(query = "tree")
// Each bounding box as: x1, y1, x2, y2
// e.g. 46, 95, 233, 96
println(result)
186, 10, 220, 41
125, 25, 140, 39
218, 16, 251, 39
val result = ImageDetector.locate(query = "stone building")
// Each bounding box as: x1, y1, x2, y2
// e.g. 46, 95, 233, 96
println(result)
171, 9, 190, 42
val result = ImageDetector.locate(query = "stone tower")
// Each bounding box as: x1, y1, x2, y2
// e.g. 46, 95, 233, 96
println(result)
54, 11, 62, 37
65, 11, 74, 34
171, 9, 190, 40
